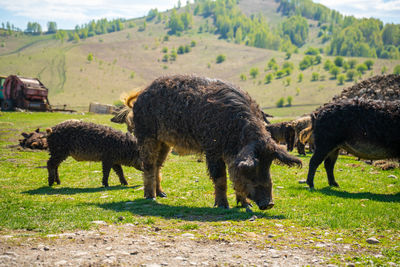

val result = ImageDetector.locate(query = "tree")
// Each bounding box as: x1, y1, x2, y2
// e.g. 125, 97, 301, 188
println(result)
311, 72, 319, 81
264, 73, 273, 84
47, 21, 57, 34
298, 73, 303, 82
356, 63, 367, 74
177, 45, 185, 54
216, 54, 226, 64
334, 56, 344, 67
323, 59, 333, 71
250, 67, 259, 78
348, 59, 357, 69
276, 97, 285, 108
286, 96, 293, 106
346, 70, 356, 81
381, 66, 387, 74
281, 16, 309, 47
167, 9, 184, 34
330, 66, 340, 79
337, 74, 345, 85
240, 73, 247, 81
299, 56, 313, 70
364, 59, 374, 70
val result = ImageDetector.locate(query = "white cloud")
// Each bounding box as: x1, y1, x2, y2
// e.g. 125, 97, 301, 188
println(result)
314, 0, 400, 23
0, 0, 178, 28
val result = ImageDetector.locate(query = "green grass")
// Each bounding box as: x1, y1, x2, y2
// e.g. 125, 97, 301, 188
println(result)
0, 112, 399, 265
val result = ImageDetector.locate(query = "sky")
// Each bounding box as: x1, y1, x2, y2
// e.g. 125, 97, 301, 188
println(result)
0, 0, 399, 31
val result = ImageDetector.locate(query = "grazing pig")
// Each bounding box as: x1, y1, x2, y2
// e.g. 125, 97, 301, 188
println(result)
131, 75, 302, 210
266, 121, 296, 151
306, 98, 400, 189
19, 128, 48, 150
46, 120, 142, 187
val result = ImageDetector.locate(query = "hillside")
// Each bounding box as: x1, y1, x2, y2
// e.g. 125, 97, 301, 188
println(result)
0, 0, 399, 116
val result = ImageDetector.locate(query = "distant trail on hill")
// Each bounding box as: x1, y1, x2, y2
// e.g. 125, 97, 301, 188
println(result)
0, 39, 49, 56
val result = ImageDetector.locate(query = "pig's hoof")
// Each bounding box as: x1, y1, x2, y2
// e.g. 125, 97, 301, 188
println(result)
329, 182, 339, 187
157, 191, 167, 198
214, 201, 229, 209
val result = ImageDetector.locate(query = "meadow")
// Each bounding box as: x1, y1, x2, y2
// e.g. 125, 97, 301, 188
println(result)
0, 111, 399, 265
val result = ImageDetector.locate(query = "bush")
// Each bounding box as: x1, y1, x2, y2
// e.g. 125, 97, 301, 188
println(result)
348, 59, 357, 69
87, 53, 93, 62
177, 45, 185, 54
337, 74, 345, 85
305, 47, 319, 55
184, 45, 191, 53
334, 56, 344, 67
190, 40, 196, 47
394, 65, 400, 75
298, 73, 303, 82
162, 47, 168, 53
249, 67, 259, 78
275, 70, 285, 79
329, 66, 340, 79
356, 63, 368, 74
240, 73, 247, 81
264, 73, 273, 84
170, 49, 177, 61
346, 70, 356, 81
323, 59, 332, 71
286, 96, 293, 106
216, 54, 226, 64
162, 54, 169, 62
130, 72, 135, 79
299, 56, 313, 70
364, 60, 374, 70
311, 72, 319, 81
276, 97, 285, 108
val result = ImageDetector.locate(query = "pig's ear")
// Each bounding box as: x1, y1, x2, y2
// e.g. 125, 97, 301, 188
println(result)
35, 128, 40, 133
273, 143, 302, 168
21, 132, 29, 138
235, 143, 259, 170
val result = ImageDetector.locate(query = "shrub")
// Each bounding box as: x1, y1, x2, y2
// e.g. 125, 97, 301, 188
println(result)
381, 66, 387, 74
87, 53, 93, 62
162, 47, 168, 53
276, 97, 285, 108
285, 77, 291, 86
364, 59, 374, 70
249, 67, 259, 78
162, 54, 169, 62
170, 49, 177, 61
305, 47, 320, 55
298, 73, 303, 82
216, 54, 226, 64
346, 70, 356, 81
190, 40, 196, 47
394, 65, 400, 75
334, 56, 344, 67
356, 63, 368, 74
264, 73, 273, 84
177, 45, 185, 54
299, 56, 313, 70
348, 59, 357, 69
184, 45, 191, 53
240, 73, 247, 81
329, 66, 340, 79
311, 72, 319, 81
275, 70, 285, 79
337, 74, 345, 85
286, 96, 293, 106
323, 59, 332, 71
130, 72, 135, 79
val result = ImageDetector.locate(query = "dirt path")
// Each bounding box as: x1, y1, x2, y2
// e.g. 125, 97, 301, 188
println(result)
0, 224, 334, 267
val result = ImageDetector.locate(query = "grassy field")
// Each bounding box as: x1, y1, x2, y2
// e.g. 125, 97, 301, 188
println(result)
0, 112, 399, 265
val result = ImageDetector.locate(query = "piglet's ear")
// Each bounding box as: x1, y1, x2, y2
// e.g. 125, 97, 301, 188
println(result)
235, 143, 259, 171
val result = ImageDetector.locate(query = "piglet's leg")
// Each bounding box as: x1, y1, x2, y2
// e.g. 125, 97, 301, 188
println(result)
112, 164, 128, 185
207, 157, 229, 209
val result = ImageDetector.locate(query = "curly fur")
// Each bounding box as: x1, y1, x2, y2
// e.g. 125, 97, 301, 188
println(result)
131, 75, 301, 210
306, 98, 400, 188
266, 121, 295, 151
290, 116, 311, 155
46, 120, 142, 187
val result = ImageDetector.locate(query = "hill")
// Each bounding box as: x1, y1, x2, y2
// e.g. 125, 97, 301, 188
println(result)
0, 0, 399, 116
